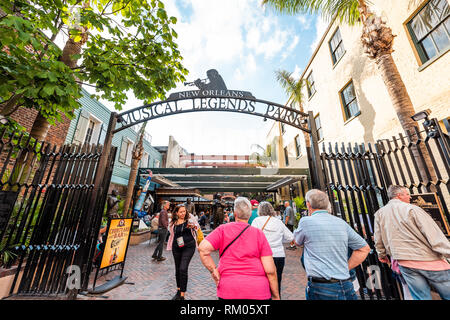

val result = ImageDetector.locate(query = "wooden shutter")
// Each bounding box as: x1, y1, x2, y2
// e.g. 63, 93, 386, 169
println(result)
119, 137, 128, 164
72, 110, 90, 145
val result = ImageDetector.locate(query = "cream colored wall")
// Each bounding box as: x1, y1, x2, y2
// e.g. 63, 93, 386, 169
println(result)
300, 0, 449, 147
166, 135, 188, 168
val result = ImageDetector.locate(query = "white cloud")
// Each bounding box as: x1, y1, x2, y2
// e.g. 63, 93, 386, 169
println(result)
111, 0, 310, 155
310, 16, 329, 53
282, 35, 300, 60
297, 15, 312, 30
292, 64, 302, 80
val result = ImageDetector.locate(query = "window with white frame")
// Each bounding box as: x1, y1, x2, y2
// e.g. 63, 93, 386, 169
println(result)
72, 111, 103, 146
119, 137, 134, 166
141, 152, 149, 168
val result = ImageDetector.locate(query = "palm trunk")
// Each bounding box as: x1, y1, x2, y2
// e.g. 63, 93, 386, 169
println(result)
122, 123, 147, 218
375, 53, 436, 184
359, 4, 437, 185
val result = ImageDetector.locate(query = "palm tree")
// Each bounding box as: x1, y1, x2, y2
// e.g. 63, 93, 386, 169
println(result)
263, 0, 436, 183
275, 70, 311, 149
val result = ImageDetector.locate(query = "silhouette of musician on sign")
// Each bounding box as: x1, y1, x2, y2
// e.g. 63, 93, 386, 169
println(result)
186, 69, 228, 91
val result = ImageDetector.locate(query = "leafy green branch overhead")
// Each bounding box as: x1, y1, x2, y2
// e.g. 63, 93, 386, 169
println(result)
0, 0, 188, 125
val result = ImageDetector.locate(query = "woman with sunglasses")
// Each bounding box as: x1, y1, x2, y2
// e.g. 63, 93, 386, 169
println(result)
167, 204, 200, 300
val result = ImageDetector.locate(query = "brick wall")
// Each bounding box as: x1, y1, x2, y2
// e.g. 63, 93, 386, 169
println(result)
6, 108, 71, 146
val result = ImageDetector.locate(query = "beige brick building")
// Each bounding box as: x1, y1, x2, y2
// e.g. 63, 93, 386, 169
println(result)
298, 0, 449, 149
266, 0, 449, 201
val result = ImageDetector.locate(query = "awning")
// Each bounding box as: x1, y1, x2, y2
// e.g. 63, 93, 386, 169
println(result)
266, 177, 303, 191
141, 167, 309, 193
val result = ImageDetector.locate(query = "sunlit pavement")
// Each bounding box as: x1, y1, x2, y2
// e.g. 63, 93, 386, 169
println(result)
79, 231, 307, 300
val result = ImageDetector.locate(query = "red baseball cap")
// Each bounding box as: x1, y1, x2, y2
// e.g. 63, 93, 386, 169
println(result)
250, 200, 259, 207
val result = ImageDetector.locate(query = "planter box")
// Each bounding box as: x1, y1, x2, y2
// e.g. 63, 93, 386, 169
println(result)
129, 230, 152, 246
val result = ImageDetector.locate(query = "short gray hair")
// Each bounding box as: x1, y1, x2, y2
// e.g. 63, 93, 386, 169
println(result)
305, 189, 330, 211
161, 200, 169, 210
234, 197, 252, 220
258, 201, 275, 216
387, 185, 408, 199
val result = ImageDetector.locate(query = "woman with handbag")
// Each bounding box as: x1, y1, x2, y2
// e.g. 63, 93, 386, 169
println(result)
251, 201, 294, 298
167, 204, 201, 300
198, 197, 280, 300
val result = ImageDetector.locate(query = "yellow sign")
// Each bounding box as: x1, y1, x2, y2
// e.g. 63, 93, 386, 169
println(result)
100, 218, 132, 269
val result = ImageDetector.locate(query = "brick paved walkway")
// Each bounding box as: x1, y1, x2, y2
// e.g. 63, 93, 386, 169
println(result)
80, 234, 307, 300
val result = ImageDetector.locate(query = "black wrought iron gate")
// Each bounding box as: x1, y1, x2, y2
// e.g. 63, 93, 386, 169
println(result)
315, 121, 450, 300
0, 122, 116, 298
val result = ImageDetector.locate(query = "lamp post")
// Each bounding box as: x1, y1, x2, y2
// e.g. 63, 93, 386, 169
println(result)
412, 109, 450, 165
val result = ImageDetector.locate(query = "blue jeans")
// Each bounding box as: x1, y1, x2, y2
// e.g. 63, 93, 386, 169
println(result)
306, 279, 358, 300
399, 266, 450, 300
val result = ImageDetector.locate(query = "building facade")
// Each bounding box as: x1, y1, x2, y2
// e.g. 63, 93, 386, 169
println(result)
265, 120, 309, 204
296, 0, 449, 153
65, 88, 163, 194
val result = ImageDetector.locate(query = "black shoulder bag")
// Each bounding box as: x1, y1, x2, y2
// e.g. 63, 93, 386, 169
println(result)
219, 225, 250, 258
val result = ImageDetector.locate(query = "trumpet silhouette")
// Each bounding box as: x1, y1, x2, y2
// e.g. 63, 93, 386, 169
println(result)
184, 78, 207, 86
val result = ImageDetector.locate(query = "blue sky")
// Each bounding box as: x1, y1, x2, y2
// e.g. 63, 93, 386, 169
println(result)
102, 0, 329, 155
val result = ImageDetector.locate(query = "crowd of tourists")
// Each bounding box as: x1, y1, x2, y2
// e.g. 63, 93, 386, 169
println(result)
149, 186, 450, 300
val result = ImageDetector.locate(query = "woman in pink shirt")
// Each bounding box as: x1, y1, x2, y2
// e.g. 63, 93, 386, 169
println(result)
198, 197, 280, 300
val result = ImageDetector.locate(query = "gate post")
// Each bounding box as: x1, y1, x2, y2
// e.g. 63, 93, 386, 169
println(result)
69, 112, 117, 299
307, 111, 325, 190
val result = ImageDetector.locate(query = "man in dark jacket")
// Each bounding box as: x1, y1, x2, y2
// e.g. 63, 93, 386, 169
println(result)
152, 200, 170, 261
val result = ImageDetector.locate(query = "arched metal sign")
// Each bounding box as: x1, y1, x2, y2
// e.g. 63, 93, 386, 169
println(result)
114, 94, 310, 134
112, 69, 310, 134
99, 70, 324, 191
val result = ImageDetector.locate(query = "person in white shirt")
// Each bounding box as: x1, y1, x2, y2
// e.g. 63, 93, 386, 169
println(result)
251, 201, 294, 297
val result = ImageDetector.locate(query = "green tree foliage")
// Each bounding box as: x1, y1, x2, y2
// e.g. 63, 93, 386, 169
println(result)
0, 0, 188, 124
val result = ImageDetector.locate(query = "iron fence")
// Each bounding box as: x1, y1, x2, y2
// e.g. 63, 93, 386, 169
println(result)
0, 123, 114, 297
319, 124, 450, 300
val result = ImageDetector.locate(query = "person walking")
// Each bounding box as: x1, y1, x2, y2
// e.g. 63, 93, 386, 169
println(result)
251, 201, 293, 297
152, 200, 170, 261
374, 185, 450, 300
167, 204, 201, 300
284, 201, 296, 250
293, 189, 370, 300
199, 211, 207, 230
248, 199, 259, 225
198, 197, 280, 300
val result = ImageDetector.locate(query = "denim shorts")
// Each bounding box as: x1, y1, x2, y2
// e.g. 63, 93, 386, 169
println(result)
306, 279, 358, 300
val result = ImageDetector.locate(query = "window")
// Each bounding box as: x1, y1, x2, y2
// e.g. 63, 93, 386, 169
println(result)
284, 147, 289, 166
295, 135, 301, 157
329, 28, 345, 65
340, 81, 360, 121
119, 137, 134, 166
72, 111, 103, 146
141, 152, 149, 168
407, 0, 450, 64
281, 122, 286, 134
314, 114, 323, 141
84, 120, 96, 144
439, 117, 450, 134
306, 71, 316, 98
